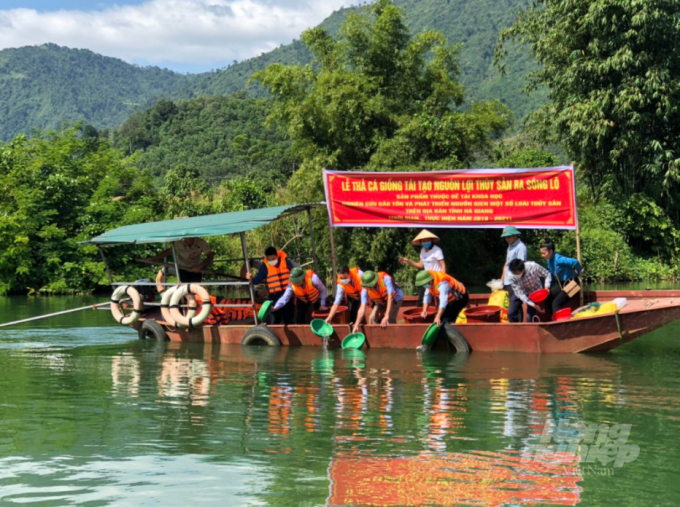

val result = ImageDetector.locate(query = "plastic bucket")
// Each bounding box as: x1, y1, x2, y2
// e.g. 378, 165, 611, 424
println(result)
529, 289, 550, 321
403, 307, 436, 324
465, 305, 502, 324
552, 308, 572, 321
312, 306, 349, 324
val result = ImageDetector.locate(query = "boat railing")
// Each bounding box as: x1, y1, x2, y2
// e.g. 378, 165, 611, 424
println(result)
110, 281, 262, 310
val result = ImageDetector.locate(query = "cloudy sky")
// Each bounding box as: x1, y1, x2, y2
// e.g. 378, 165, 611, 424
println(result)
0, 0, 351, 73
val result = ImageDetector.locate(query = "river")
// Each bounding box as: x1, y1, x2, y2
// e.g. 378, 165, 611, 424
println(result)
0, 292, 679, 506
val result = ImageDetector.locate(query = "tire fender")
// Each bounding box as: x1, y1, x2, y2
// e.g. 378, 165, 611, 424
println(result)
138, 319, 168, 341
241, 325, 282, 346
443, 323, 471, 354
111, 285, 143, 325
170, 284, 212, 328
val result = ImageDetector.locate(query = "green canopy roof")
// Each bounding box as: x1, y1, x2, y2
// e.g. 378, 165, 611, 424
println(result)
85, 203, 323, 245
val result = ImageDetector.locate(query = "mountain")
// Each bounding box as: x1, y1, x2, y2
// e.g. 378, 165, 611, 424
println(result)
0, 43, 197, 140
186, 0, 545, 121
0, 0, 542, 141
112, 94, 297, 184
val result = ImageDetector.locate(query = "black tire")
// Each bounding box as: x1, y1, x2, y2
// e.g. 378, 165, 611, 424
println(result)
443, 323, 471, 353
241, 325, 282, 346
138, 319, 168, 341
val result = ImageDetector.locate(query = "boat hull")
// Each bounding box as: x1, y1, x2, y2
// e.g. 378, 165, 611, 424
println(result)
136, 290, 680, 353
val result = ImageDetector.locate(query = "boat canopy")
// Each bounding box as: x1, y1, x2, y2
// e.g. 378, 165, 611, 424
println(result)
84, 203, 324, 245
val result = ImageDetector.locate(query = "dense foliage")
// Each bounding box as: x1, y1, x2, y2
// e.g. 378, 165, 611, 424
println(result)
0, 44, 197, 141
497, 0, 680, 275
112, 94, 297, 184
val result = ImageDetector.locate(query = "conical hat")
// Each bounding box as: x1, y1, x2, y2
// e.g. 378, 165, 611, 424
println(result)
411, 229, 440, 245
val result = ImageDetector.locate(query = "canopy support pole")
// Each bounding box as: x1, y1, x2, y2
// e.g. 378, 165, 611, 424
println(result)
576, 222, 584, 306
171, 242, 182, 284
240, 232, 259, 325
307, 207, 319, 274
98, 246, 114, 284
328, 221, 338, 294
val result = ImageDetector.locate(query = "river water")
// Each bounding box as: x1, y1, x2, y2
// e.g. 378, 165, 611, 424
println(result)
0, 294, 679, 506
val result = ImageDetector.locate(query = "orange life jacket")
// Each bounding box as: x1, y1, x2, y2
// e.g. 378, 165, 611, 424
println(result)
338, 267, 362, 301
198, 296, 257, 326
264, 250, 290, 294
366, 272, 394, 306
429, 271, 466, 303
293, 270, 321, 304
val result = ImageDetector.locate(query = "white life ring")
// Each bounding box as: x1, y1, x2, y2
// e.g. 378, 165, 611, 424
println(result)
111, 285, 143, 325
170, 284, 212, 328
160, 285, 196, 326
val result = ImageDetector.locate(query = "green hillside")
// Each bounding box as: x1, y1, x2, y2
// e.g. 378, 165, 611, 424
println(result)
187, 0, 545, 120
112, 94, 296, 184
0, 44, 196, 140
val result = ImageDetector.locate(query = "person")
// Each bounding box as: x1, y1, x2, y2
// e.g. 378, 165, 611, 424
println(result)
540, 240, 583, 314
272, 267, 328, 324
144, 237, 214, 283
415, 270, 468, 326
399, 229, 446, 272
399, 229, 446, 307
507, 259, 552, 322
247, 246, 295, 324
500, 226, 528, 323
325, 266, 363, 325
352, 270, 404, 333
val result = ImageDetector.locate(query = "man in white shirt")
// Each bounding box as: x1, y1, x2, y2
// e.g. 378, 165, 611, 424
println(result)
145, 237, 214, 283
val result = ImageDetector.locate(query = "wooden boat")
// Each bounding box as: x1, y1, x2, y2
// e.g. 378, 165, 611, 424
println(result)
133, 290, 680, 353
85, 204, 680, 354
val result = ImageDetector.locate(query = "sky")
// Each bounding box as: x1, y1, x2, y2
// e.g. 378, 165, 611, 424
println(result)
0, 0, 351, 73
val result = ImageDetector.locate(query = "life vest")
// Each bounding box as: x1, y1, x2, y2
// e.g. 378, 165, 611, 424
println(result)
365, 272, 394, 306
264, 250, 290, 294
293, 270, 321, 304
429, 271, 466, 304
338, 267, 362, 301
198, 296, 258, 326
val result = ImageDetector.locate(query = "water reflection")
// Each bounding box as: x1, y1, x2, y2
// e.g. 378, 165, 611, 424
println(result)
0, 338, 679, 505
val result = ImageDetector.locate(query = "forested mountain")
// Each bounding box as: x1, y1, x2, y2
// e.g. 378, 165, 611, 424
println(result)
187, 0, 544, 121
0, 0, 541, 140
112, 94, 297, 184
0, 44, 197, 140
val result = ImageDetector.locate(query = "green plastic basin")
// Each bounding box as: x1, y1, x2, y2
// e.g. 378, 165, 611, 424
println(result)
421, 323, 440, 346
258, 300, 272, 322
341, 332, 366, 350
311, 318, 334, 337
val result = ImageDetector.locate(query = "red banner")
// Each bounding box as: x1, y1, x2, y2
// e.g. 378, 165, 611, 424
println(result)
323, 167, 577, 229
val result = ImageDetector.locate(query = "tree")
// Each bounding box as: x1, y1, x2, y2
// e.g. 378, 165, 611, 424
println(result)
497, 0, 680, 221
251, 0, 512, 284
253, 0, 511, 202
0, 125, 159, 294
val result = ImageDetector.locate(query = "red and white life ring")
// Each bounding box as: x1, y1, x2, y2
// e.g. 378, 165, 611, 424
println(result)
111, 285, 143, 325
170, 284, 212, 327
160, 285, 196, 326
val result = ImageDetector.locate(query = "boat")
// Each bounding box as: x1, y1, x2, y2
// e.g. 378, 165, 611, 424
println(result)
85, 203, 680, 354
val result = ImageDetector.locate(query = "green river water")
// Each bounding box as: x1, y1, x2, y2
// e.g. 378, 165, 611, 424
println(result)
0, 292, 679, 506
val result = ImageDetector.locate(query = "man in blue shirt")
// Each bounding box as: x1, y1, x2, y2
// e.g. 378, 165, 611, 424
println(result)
540, 240, 583, 315
500, 226, 528, 323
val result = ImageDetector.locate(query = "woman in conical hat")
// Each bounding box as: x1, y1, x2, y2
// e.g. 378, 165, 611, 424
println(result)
399, 229, 446, 272
399, 229, 446, 308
